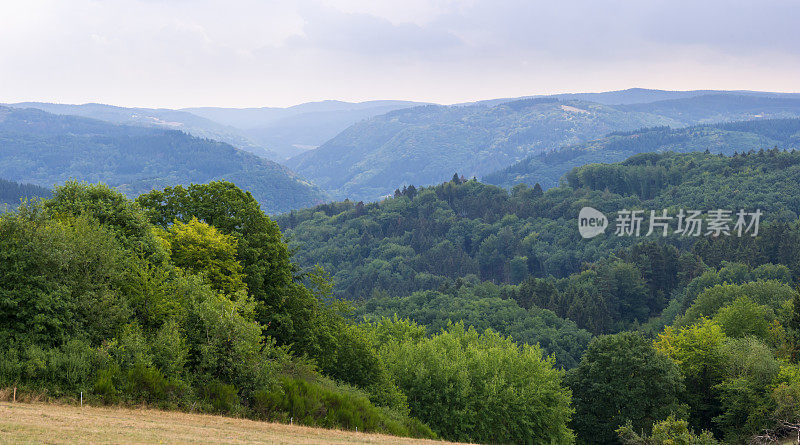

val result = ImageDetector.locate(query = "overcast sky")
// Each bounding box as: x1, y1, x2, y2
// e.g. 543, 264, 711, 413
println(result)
1, 0, 799, 108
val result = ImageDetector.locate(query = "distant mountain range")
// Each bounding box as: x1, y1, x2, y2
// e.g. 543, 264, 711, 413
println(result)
5, 100, 425, 161
0, 106, 326, 213
7, 89, 800, 208
184, 100, 427, 159
286, 93, 800, 201
483, 118, 800, 189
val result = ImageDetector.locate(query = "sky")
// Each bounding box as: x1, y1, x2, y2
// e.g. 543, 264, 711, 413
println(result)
1, 0, 799, 108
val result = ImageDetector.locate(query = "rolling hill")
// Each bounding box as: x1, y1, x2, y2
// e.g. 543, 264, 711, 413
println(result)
285, 98, 680, 201
286, 94, 800, 201
185, 100, 426, 159
4, 102, 278, 159
484, 118, 800, 189
0, 106, 327, 213
7, 100, 426, 161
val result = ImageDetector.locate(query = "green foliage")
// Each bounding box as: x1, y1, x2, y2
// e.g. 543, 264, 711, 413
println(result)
567, 332, 687, 445
252, 376, 434, 438
137, 182, 313, 351
0, 182, 429, 438
486, 118, 800, 190
711, 298, 774, 340
617, 415, 720, 445
680, 281, 794, 327
158, 217, 246, 294
359, 279, 592, 368
381, 322, 575, 444
655, 320, 728, 433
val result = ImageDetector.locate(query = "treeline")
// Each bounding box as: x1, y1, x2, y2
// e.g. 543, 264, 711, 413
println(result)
484, 117, 800, 190
278, 150, 800, 304
0, 181, 574, 443
0, 178, 51, 207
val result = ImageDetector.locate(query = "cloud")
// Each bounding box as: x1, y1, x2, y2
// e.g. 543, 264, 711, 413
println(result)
0, 0, 797, 107
283, 6, 462, 58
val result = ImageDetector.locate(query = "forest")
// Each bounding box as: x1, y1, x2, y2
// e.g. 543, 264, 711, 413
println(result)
0, 178, 51, 208
484, 118, 800, 189
5, 150, 800, 443
0, 106, 326, 213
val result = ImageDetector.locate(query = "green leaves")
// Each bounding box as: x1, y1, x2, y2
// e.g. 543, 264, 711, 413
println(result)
381, 322, 575, 444
569, 332, 687, 445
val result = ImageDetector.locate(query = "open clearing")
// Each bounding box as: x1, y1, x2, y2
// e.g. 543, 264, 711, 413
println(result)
0, 402, 460, 444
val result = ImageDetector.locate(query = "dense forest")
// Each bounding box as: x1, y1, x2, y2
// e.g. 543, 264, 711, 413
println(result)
0, 178, 51, 207
484, 118, 800, 189
0, 106, 326, 213
0, 181, 573, 443
7, 150, 800, 443
275, 150, 800, 442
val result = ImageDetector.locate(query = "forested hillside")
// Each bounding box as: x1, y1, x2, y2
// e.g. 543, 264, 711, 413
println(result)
286, 94, 800, 201
0, 106, 326, 213
275, 150, 800, 442
0, 178, 51, 207
620, 94, 800, 125
0, 181, 574, 444
484, 118, 800, 189
185, 100, 426, 159
5, 102, 277, 159
286, 98, 679, 201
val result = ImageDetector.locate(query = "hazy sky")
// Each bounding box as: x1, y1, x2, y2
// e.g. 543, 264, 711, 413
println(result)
2, 0, 799, 108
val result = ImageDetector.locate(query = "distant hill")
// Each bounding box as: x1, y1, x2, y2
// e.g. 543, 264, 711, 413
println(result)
0, 106, 327, 213
0, 178, 51, 208
618, 94, 800, 124
287, 94, 800, 201
484, 118, 800, 189
284, 98, 682, 201
465, 88, 800, 107
4, 102, 278, 159
6, 100, 426, 161
184, 100, 426, 159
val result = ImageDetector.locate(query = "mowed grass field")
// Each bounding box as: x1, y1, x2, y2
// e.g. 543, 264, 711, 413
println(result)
0, 402, 461, 444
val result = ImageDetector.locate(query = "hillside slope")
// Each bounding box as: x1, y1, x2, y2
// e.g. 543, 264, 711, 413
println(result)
287, 94, 800, 202
0, 178, 51, 208
5, 102, 277, 159
484, 118, 800, 189
286, 98, 678, 201
186, 100, 426, 159
0, 107, 326, 213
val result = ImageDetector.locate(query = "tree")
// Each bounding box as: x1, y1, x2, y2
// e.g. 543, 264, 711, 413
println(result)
711, 297, 774, 340
381, 323, 574, 443
568, 332, 687, 445
136, 182, 317, 353
654, 320, 727, 433
617, 415, 720, 445
158, 217, 245, 295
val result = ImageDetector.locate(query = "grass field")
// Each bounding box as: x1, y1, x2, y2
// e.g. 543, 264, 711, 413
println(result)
0, 402, 460, 444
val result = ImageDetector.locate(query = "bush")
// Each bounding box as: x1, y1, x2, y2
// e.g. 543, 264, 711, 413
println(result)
382, 322, 574, 444
251, 376, 435, 438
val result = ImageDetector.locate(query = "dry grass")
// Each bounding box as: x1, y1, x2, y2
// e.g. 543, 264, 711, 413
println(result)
0, 401, 462, 445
